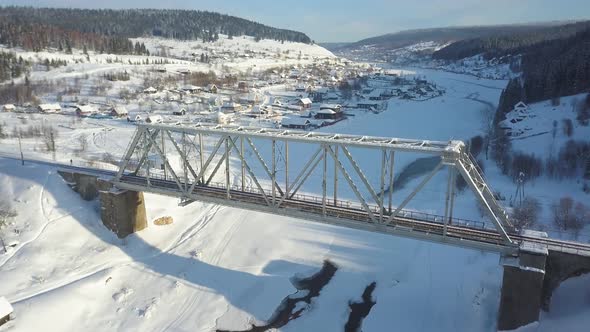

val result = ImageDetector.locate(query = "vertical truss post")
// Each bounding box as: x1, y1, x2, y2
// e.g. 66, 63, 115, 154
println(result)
322, 144, 328, 217
116, 126, 144, 179
199, 133, 204, 172
241, 136, 245, 191
450, 167, 456, 221
161, 129, 167, 180
285, 141, 289, 198
225, 136, 231, 199
379, 149, 386, 223
272, 139, 276, 207
182, 132, 188, 191
333, 145, 338, 206
388, 151, 395, 214
443, 165, 454, 237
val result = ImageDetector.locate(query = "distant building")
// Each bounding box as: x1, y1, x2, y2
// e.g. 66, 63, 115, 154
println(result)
146, 115, 163, 124
237, 81, 249, 92
0, 297, 13, 327
181, 85, 202, 94
75, 104, 97, 117
221, 102, 243, 114
357, 102, 379, 110
293, 98, 312, 109
2, 104, 15, 112
109, 106, 128, 118
38, 103, 62, 113
320, 104, 342, 113
206, 84, 218, 94
281, 117, 311, 130
315, 107, 344, 120
172, 108, 186, 116
143, 87, 157, 94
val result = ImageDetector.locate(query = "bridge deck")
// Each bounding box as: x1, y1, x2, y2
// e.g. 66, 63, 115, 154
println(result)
110, 173, 590, 257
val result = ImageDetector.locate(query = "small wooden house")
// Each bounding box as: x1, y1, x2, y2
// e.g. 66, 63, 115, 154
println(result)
221, 102, 243, 114
143, 87, 157, 94
109, 106, 128, 118
38, 103, 62, 113
206, 84, 218, 94
172, 108, 186, 116
75, 105, 97, 117
293, 98, 312, 109
146, 115, 163, 124
282, 117, 311, 130
2, 104, 15, 112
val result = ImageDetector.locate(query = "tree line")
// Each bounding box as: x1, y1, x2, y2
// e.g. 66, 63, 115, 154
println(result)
432, 21, 590, 61
0, 6, 311, 52
0, 52, 30, 82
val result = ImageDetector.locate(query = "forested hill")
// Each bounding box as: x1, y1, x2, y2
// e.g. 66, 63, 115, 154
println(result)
330, 24, 571, 52
496, 27, 590, 122
0, 6, 311, 54
433, 21, 590, 61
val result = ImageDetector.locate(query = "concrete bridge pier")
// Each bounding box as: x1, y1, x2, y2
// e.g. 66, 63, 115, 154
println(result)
497, 231, 548, 331
97, 179, 147, 238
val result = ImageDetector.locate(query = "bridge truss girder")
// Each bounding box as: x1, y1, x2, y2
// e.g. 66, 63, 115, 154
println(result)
114, 123, 515, 246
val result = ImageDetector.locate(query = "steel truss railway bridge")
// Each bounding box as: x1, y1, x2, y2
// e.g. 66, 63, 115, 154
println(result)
12, 123, 590, 330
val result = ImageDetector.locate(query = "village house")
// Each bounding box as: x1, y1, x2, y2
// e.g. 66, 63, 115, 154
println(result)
220, 102, 243, 114
143, 87, 157, 94
295, 83, 312, 93
357, 102, 380, 110
2, 104, 15, 112
315, 106, 344, 120
75, 104, 98, 117
172, 108, 186, 116
237, 81, 249, 92
320, 104, 342, 113
281, 117, 311, 130
109, 106, 128, 118
293, 97, 312, 109
181, 85, 202, 94
146, 115, 163, 124
38, 103, 62, 113
0, 297, 13, 327
206, 84, 218, 94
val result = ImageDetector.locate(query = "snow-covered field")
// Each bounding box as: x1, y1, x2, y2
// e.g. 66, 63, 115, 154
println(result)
1, 51, 590, 330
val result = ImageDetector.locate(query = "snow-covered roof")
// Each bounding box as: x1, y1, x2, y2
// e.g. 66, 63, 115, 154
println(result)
0, 297, 13, 318
3, 104, 15, 110
296, 98, 312, 105
38, 103, 61, 111
317, 109, 336, 114
320, 103, 341, 110
143, 87, 157, 93
76, 105, 97, 114
282, 117, 311, 126
110, 106, 128, 115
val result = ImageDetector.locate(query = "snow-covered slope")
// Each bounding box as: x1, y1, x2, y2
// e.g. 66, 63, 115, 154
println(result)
0, 159, 502, 331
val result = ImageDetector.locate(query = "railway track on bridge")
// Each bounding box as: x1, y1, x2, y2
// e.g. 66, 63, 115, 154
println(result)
115, 174, 590, 256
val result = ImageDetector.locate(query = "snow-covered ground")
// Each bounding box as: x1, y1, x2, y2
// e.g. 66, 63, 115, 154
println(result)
1, 57, 589, 330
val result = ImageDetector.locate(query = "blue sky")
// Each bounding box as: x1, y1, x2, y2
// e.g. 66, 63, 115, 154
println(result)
1, 0, 589, 42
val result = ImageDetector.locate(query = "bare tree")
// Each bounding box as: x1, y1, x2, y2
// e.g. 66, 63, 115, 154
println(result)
77, 134, 88, 152
42, 125, 57, 152
0, 199, 17, 253
512, 197, 541, 230
552, 197, 584, 236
